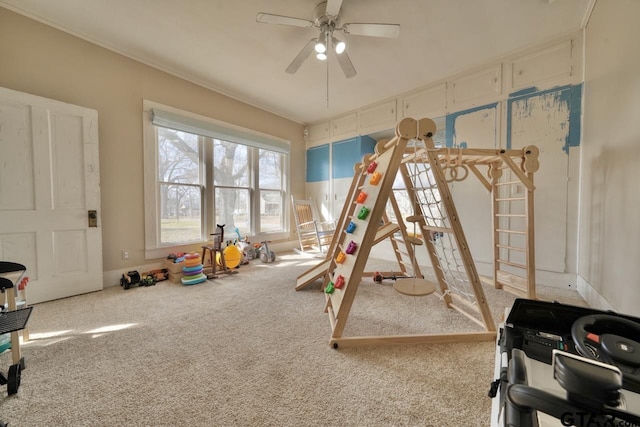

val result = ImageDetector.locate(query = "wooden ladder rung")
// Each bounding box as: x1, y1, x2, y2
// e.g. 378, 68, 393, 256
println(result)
496, 244, 526, 252
397, 259, 413, 268
495, 197, 526, 201
495, 214, 526, 218
495, 180, 522, 186
496, 270, 528, 291
496, 259, 527, 269
406, 215, 422, 223
394, 248, 410, 257
496, 229, 526, 235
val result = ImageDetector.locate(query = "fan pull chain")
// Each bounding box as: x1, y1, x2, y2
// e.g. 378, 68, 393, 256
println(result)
326, 56, 329, 108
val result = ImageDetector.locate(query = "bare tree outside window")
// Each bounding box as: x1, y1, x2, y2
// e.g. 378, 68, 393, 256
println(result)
155, 125, 286, 244
157, 128, 201, 244
259, 149, 284, 233
213, 140, 249, 235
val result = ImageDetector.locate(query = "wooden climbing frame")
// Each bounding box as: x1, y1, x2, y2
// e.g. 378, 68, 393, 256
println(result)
297, 116, 540, 348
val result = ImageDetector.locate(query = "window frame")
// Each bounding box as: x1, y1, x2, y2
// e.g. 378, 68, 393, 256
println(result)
143, 100, 290, 260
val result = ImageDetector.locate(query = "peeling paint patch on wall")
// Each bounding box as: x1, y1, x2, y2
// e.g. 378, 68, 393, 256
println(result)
507, 84, 582, 153
445, 103, 498, 148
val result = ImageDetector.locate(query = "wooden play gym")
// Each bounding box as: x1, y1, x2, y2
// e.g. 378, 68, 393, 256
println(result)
296, 117, 540, 348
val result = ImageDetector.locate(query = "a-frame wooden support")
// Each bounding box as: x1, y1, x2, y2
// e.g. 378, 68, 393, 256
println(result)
321, 118, 497, 348
295, 159, 422, 291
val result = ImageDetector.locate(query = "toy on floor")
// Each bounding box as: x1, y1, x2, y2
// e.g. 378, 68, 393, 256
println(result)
120, 271, 140, 289
255, 241, 276, 263
372, 271, 400, 283
218, 244, 242, 269
144, 268, 168, 283
201, 224, 239, 278
181, 253, 207, 285
120, 270, 162, 289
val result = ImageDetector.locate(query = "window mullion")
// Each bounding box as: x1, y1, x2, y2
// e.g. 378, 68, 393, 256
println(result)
251, 147, 259, 235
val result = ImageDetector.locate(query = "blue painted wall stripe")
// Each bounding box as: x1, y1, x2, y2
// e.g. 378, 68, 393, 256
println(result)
306, 144, 330, 182
567, 84, 583, 152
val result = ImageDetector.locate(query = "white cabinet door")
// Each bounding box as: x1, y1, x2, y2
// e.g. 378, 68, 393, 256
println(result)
331, 177, 353, 221
307, 121, 331, 148
359, 99, 397, 135
446, 104, 500, 266
0, 87, 103, 303
331, 113, 358, 140
306, 181, 331, 222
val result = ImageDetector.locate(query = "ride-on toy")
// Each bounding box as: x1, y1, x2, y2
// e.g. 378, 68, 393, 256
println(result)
255, 241, 276, 263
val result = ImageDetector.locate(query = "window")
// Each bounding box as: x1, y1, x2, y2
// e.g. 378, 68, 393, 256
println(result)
143, 101, 290, 259
258, 149, 285, 233
157, 128, 203, 245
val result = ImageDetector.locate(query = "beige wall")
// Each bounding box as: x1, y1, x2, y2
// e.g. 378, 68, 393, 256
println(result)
579, 0, 640, 314
0, 8, 306, 275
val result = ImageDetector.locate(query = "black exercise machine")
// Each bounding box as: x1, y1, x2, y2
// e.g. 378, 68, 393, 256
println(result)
0, 262, 33, 396
490, 299, 640, 426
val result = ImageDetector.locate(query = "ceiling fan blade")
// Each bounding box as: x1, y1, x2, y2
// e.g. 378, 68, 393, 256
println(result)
342, 23, 400, 38
285, 39, 316, 74
324, 0, 344, 17
256, 12, 314, 28
335, 50, 357, 78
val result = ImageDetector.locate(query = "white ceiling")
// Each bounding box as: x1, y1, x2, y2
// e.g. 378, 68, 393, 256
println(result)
0, 0, 592, 124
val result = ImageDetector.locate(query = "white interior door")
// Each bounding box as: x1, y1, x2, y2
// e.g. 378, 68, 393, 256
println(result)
0, 87, 103, 303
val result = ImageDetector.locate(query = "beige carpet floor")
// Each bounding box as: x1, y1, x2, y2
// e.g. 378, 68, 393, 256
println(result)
0, 253, 585, 426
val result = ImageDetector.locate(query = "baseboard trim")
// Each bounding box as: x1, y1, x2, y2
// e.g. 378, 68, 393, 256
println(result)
576, 275, 614, 311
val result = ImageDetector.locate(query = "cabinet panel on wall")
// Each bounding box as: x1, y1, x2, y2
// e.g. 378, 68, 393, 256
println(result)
449, 64, 502, 110
401, 83, 447, 120
509, 40, 574, 92
307, 121, 331, 148
359, 99, 397, 135
331, 112, 358, 140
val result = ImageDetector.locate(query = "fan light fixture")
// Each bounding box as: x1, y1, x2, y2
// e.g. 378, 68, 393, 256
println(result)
333, 37, 346, 54
257, 0, 401, 78
314, 39, 326, 54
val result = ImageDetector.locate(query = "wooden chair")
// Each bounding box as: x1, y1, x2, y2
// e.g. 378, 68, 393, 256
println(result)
291, 197, 335, 254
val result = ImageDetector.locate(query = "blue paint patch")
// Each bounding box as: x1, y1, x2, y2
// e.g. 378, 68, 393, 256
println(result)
509, 87, 538, 98
445, 102, 498, 148
459, 141, 468, 149
567, 84, 583, 152
445, 115, 456, 148
506, 84, 582, 153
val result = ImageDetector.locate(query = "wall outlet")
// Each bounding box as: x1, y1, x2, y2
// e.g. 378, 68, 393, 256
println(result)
122, 250, 129, 260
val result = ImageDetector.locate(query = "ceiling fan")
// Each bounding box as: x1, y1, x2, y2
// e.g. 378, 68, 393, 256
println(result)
256, 0, 400, 78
